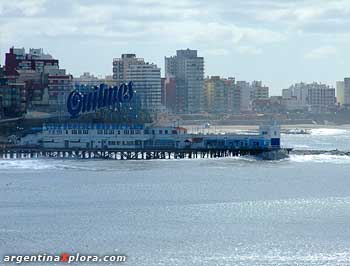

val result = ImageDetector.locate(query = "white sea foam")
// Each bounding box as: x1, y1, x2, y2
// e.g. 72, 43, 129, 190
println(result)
0, 159, 55, 170
310, 128, 348, 136
0, 159, 102, 171
292, 144, 311, 149
289, 154, 350, 164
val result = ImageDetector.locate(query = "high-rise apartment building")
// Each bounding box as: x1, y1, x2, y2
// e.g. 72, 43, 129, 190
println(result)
252, 80, 269, 99
5, 47, 59, 75
165, 49, 204, 113
112, 54, 144, 84
343, 78, 350, 106
1, 47, 72, 116
46, 68, 73, 113
283, 82, 336, 112
204, 76, 235, 114
161, 77, 176, 112
236, 81, 254, 112
112, 54, 161, 111
336, 81, 345, 105
127, 63, 161, 111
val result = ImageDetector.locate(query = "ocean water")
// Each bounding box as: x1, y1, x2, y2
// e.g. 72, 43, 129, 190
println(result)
1, 128, 350, 265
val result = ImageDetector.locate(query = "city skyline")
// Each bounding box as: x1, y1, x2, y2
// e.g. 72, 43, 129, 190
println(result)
1, 0, 350, 95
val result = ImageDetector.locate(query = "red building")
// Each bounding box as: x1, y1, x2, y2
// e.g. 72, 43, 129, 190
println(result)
1, 47, 72, 116
5, 47, 58, 76
161, 77, 176, 112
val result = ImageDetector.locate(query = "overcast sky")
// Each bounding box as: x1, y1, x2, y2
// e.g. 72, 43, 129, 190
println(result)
0, 0, 349, 94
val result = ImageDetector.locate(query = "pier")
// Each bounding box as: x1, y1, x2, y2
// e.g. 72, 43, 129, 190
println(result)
0, 147, 291, 160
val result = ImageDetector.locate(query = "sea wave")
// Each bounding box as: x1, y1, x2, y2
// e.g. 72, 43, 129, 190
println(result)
310, 128, 348, 136
289, 154, 350, 164
0, 159, 103, 171
0, 160, 55, 170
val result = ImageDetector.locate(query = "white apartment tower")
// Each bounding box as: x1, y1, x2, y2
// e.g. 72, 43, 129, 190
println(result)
112, 54, 161, 111
165, 49, 204, 113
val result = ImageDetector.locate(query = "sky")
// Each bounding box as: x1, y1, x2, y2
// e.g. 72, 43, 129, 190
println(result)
0, 0, 349, 95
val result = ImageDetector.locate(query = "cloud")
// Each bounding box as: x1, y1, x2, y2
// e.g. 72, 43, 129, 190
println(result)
204, 48, 229, 56
236, 46, 261, 55
305, 46, 337, 60
0, 0, 286, 45
0, 0, 347, 92
0, 0, 47, 16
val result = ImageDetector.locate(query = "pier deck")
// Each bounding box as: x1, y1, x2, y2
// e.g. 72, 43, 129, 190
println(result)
0, 147, 292, 160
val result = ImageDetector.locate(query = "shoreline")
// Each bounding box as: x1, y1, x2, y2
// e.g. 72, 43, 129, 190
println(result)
184, 124, 350, 132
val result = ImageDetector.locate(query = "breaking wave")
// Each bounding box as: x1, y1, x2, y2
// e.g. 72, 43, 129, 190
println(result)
289, 154, 350, 164
0, 159, 103, 171
310, 128, 348, 136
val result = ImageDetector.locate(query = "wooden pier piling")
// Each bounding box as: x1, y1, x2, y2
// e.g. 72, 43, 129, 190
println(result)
0, 147, 291, 160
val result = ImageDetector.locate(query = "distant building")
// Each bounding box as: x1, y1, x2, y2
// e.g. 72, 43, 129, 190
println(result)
283, 83, 309, 107
252, 80, 269, 100
336, 81, 344, 105
235, 81, 254, 112
127, 62, 161, 111
74, 72, 101, 86
224, 78, 236, 113
307, 86, 335, 112
0, 68, 26, 117
282, 88, 293, 99
47, 68, 73, 113
253, 96, 284, 114
282, 82, 336, 112
5, 47, 58, 76
345, 78, 350, 106
101, 75, 116, 87
112, 54, 161, 112
204, 76, 235, 114
0, 47, 72, 117
161, 77, 176, 112
112, 54, 144, 84
0, 66, 20, 117
165, 49, 204, 113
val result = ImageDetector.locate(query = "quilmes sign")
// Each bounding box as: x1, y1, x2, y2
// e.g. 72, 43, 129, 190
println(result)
67, 82, 134, 118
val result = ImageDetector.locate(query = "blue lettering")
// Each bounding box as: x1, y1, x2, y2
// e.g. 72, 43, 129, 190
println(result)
67, 82, 134, 118
67, 91, 83, 118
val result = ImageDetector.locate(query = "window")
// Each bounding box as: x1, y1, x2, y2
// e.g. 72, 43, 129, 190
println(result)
97, 130, 103, 134
165, 130, 168, 134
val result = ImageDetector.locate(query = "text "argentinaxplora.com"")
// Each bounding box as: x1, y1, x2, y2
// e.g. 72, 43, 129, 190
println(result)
3, 253, 127, 264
